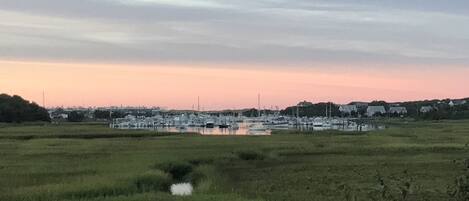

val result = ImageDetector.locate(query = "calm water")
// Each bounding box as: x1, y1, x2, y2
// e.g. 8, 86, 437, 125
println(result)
286, 124, 384, 132
116, 123, 383, 135
144, 123, 271, 135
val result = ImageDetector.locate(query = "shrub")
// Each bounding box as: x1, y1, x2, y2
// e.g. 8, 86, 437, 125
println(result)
236, 150, 265, 161
448, 174, 469, 201
133, 171, 171, 192
156, 161, 193, 181
188, 158, 214, 166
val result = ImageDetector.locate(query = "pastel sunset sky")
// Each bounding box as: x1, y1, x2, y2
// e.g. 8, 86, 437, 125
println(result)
1, 0, 468, 109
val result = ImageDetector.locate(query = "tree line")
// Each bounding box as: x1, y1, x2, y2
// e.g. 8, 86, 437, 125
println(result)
0, 94, 50, 123
278, 99, 469, 120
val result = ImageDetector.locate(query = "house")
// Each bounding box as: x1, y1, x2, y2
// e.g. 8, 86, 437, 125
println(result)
339, 105, 358, 114
449, 100, 467, 107
366, 106, 386, 117
388, 107, 407, 115
420, 106, 434, 113
48, 108, 69, 119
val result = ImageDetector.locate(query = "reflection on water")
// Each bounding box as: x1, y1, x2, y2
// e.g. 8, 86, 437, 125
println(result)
276, 124, 384, 132
116, 122, 383, 135
141, 123, 271, 135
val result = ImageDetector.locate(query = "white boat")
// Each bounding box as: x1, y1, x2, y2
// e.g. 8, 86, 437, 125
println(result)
205, 120, 215, 128
248, 124, 270, 135
313, 121, 324, 127
230, 122, 240, 129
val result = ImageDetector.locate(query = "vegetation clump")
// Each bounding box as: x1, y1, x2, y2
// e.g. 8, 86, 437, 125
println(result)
236, 150, 265, 161
0, 94, 50, 123
133, 171, 172, 192
156, 161, 194, 182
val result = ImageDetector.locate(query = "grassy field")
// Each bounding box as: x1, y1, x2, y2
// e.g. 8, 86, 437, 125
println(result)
1, 120, 469, 201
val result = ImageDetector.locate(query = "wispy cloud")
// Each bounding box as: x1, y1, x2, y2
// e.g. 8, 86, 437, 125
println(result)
112, 0, 233, 8
0, 0, 469, 66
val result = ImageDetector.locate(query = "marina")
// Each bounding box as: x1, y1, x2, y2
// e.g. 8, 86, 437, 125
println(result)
110, 114, 383, 135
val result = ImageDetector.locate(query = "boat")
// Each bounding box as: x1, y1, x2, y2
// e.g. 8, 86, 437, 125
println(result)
230, 122, 239, 129
313, 121, 324, 127
248, 124, 269, 135
219, 123, 230, 128
205, 121, 215, 128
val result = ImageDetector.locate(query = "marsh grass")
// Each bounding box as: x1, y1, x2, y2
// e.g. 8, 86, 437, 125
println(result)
1, 120, 469, 200
133, 170, 172, 193
0, 123, 192, 139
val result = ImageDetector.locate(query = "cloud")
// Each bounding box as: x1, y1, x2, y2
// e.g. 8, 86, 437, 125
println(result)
112, 0, 232, 8
0, 0, 469, 66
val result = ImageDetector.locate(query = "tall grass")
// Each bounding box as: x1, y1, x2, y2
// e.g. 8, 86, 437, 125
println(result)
1, 120, 469, 200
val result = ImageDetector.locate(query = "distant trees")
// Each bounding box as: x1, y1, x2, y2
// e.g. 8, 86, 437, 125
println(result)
372, 112, 384, 117
281, 102, 340, 117
0, 94, 50, 123
242, 108, 260, 117
93, 110, 126, 119
369, 101, 389, 108
67, 111, 85, 122
278, 98, 469, 120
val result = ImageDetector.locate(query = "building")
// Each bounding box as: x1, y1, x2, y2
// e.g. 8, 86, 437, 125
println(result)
388, 107, 407, 115
339, 105, 358, 115
366, 106, 386, 117
449, 100, 467, 107
420, 106, 435, 113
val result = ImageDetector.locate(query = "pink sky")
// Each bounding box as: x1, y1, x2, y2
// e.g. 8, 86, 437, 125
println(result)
1, 60, 468, 110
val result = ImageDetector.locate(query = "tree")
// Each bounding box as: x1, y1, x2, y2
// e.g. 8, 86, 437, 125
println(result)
93, 110, 126, 119
68, 111, 85, 122
281, 102, 340, 117
0, 94, 50, 123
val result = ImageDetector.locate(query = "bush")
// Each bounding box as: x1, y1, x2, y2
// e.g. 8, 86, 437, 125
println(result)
236, 150, 265, 161
0, 94, 50, 123
448, 172, 469, 201
188, 158, 214, 166
156, 161, 193, 181
133, 171, 172, 192
68, 111, 85, 122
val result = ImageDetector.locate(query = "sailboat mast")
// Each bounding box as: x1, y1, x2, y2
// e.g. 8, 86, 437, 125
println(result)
296, 105, 299, 118
42, 90, 46, 109
257, 93, 261, 117
197, 96, 200, 112
325, 103, 328, 118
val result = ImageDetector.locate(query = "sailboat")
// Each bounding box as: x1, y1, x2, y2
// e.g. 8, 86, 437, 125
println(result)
248, 123, 270, 135
205, 120, 215, 128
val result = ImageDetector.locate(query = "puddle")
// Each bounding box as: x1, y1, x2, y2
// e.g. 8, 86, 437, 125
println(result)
171, 183, 193, 196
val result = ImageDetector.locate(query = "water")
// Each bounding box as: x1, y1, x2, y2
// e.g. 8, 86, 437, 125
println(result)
115, 122, 383, 135
146, 123, 271, 135
171, 183, 193, 196
283, 124, 384, 132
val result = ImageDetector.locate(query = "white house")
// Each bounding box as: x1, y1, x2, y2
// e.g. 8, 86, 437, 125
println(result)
449, 100, 467, 107
420, 106, 434, 113
339, 105, 358, 114
388, 107, 407, 115
366, 106, 386, 117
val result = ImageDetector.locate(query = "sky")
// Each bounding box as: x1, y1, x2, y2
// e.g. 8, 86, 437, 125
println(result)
1, 0, 469, 109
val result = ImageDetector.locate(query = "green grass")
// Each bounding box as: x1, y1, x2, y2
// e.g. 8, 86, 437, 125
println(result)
1, 120, 469, 201
0, 123, 196, 139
